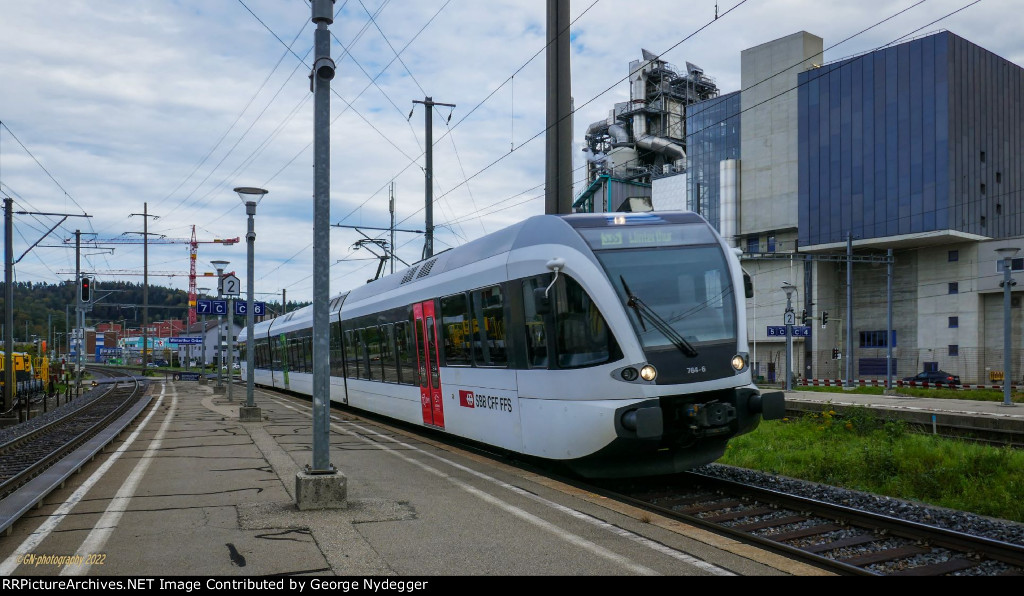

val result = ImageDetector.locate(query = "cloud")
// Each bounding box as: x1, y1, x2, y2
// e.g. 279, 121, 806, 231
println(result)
1, 0, 1020, 303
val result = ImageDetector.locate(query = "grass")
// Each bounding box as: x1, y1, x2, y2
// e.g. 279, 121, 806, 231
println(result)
718, 406, 1024, 523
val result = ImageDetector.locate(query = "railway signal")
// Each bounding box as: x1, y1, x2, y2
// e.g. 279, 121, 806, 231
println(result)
80, 276, 92, 303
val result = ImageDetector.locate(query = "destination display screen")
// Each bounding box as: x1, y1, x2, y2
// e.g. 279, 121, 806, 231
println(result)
578, 224, 717, 250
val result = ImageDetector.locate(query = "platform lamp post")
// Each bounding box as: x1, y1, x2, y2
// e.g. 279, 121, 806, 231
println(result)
782, 282, 797, 392
235, 186, 267, 421
210, 260, 230, 394
996, 247, 1020, 407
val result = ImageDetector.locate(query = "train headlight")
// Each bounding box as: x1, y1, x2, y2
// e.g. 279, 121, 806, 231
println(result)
620, 367, 639, 382
731, 354, 747, 371
639, 365, 657, 382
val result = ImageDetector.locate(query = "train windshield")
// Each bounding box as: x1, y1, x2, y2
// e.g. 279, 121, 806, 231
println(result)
582, 225, 736, 352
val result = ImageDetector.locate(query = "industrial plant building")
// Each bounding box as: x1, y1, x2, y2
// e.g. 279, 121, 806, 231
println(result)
575, 30, 1024, 385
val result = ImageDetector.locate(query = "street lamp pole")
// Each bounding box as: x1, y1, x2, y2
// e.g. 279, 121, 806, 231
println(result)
782, 282, 797, 392
295, 0, 346, 511
210, 260, 229, 394
198, 287, 210, 384
997, 247, 1019, 407
235, 186, 267, 420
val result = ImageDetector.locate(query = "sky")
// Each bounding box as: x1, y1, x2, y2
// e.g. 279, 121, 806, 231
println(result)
1, 0, 1020, 309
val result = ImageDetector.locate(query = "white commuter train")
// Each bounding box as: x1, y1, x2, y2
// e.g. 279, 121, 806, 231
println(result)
239, 211, 784, 478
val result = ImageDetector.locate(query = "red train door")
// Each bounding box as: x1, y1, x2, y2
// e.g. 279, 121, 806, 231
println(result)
413, 301, 445, 428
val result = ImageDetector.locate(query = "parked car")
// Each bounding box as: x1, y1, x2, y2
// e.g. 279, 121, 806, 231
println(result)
902, 370, 961, 386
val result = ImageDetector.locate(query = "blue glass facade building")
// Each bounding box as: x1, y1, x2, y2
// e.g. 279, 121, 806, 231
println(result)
686, 91, 740, 229
798, 31, 1024, 247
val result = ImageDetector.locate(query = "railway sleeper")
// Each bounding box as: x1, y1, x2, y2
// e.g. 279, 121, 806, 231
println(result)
839, 544, 932, 566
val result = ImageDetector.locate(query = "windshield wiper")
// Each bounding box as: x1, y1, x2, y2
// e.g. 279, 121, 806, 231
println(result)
620, 276, 698, 357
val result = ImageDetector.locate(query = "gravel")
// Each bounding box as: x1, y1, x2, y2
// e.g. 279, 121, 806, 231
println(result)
692, 463, 1024, 547
0, 378, 145, 446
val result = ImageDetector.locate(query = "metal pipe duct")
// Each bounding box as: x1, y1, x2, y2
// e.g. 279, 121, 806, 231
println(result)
607, 124, 630, 145
635, 135, 686, 161
720, 159, 740, 246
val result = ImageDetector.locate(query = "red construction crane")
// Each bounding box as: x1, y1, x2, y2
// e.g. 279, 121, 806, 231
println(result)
69, 226, 239, 325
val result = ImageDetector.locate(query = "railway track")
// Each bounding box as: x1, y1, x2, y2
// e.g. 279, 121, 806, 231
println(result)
596, 472, 1024, 576
0, 368, 146, 501
265, 385, 1024, 576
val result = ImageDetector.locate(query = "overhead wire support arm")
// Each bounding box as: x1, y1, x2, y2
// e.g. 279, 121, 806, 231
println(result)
332, 223, 423, 234
4, 203, 90, 411
12, 211, 91, 264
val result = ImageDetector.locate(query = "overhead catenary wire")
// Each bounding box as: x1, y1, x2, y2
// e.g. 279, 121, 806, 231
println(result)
6, 2, 996, 305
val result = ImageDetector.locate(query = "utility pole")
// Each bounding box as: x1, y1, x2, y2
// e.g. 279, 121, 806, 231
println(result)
412, 97, 456, 259
4, 199, 13, 412
3, 202, 89, 411
75, 230, 82, 396
129, 204, 159, 375
845, 233, 853, 389
782, 282, 796, 392
996, 247, 1020, 407
545, 0, 573, 215
390, 182, 396, 275
887, 248, 894, 390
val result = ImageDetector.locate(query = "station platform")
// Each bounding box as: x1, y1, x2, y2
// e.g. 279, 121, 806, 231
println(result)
0, 379, 829, 579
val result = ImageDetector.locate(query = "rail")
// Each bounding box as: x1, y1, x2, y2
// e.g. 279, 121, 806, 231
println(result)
0, 372, 152, 536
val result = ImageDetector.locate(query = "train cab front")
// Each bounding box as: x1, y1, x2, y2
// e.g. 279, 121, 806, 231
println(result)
562, 212, 787, 477
566, 385, 785, 478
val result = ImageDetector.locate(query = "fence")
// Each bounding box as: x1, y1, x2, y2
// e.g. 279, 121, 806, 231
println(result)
754, 346, 1022, 386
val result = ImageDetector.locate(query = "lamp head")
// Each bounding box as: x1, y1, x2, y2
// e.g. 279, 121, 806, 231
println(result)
995, 247, 1020, 260
234, 187, 267, 203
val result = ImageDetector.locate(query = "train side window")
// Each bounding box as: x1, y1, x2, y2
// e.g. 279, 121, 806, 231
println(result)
414, 317, 428, 388
288, 337, 300, 373
521, 277, 550, 369
472, 285, 508, 367
440, 293, 472, 366
396, 320, 415, 385
380, 324, 399, 383
360, 327, 376, 380
303, 335, 313, 373
273, 334, 286, 372
330, 321, 345, 377
426, 317, 440, 388
345, 328, 362, 379
554, 276, 621, 369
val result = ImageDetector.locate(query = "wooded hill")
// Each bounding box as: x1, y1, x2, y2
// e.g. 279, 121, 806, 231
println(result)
0, 280, 302, 348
